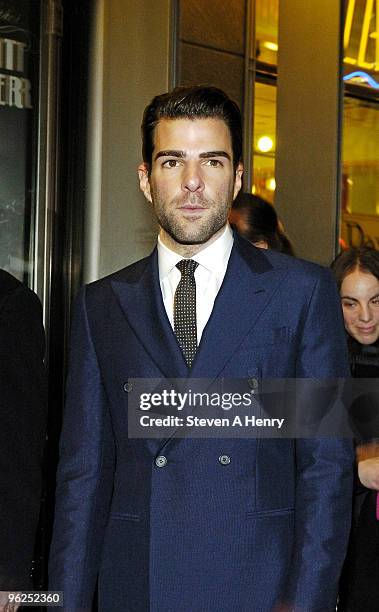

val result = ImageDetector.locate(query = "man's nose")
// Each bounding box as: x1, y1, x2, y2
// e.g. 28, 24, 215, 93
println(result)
182, 162, 205, 192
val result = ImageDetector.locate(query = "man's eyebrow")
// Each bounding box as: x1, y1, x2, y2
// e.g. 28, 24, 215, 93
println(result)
199, 151, 231, 160
153, 150, 232, 161
154, 150, 185, 161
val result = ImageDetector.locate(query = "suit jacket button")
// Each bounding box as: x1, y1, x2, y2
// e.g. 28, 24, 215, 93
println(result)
155, 455, 168, 468
219, 454, 231, 465
123, 381, 133, 392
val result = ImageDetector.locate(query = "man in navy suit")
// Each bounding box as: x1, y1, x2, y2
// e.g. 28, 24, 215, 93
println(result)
49, 86, 353, 611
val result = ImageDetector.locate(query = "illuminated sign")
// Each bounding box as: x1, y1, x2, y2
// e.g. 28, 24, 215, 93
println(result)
0, 37, 32, 109
344, 0, 378, 71
341, 213, 379, 249
343, 69, 379, 87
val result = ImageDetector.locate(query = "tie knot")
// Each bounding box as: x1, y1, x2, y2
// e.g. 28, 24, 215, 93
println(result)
176, 259, 198, 278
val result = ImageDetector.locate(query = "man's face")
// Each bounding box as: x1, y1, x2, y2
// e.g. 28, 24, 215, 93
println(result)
138, 118, 243, 252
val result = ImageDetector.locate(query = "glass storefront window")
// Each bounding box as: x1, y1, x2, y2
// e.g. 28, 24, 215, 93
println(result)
255, 0, 379, 88
0, 1, 40, 283
176, 0, 378, 259
343, 0, 379, 90
255, 0, 279, 66
342, 96, 379, 215
340, 95, 379, 247
252, 82, 276, 203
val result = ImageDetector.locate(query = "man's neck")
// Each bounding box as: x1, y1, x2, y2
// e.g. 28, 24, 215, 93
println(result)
159, 225, 227, 258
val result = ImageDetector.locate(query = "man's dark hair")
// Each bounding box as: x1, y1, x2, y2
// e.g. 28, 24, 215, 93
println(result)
141, 86, 243, 170
331, 246, 379, 290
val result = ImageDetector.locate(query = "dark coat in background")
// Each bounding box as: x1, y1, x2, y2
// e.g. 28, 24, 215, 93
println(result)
0, 269, 47, 589
338, 344, 379, 612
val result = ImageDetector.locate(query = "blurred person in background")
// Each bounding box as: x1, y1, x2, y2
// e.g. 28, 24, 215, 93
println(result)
331, 246, 379, 612
0, 270, 47, 609
229, 192, 295, 255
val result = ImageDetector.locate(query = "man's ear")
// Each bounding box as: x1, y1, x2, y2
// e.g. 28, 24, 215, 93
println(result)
233, 162, 244, 200
138, 163, 152, 203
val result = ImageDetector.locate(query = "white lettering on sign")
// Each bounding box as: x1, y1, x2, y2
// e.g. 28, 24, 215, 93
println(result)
344, 0, 378, 71
0, 74, 32, 108
0, 37, 32, 109
0, 38, 26, 72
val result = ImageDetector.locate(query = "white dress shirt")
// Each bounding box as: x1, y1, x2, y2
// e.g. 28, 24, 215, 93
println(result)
158, 224, 234, 343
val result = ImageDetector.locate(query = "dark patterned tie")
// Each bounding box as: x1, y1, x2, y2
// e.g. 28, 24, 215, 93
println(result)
174, 259, 199, 367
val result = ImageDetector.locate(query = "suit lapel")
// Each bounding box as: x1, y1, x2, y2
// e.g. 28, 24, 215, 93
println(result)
191, 235, 288, 378
111, 236, 289, 452
111, 249, 189, 379
111, 238, 289, 380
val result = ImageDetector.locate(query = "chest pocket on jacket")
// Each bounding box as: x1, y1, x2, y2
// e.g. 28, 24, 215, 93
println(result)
247, 326, 292, 348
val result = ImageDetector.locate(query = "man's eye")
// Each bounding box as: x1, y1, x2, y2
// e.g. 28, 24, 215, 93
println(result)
371, 298, 379, 306
162, 159, 180, 168
342, 301, 356, 308
205, 159, 222, 167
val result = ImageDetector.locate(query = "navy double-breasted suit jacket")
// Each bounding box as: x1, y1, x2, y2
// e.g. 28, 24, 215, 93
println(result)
49, 235, 353, 612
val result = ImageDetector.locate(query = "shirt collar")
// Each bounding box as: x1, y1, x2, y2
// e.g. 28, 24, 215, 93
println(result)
157, 224, 234, 281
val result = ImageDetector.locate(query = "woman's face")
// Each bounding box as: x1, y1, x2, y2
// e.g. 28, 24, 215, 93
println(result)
340, 269, 379, 345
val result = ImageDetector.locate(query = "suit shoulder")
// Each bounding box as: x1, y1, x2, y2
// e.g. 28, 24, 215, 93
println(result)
235, 234, 330, 284
264, 249, 332, 282
0, 269, 42, 315
81, 253, 154, 299
0, 269, 22, 298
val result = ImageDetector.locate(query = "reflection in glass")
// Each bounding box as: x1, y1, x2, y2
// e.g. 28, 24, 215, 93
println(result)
340, 96, 379, 249
343, 0, 378, 89
342, 96, 379, 215
255, 0, 279, 65
252, 82, 276, 204
0, 2, 40, 283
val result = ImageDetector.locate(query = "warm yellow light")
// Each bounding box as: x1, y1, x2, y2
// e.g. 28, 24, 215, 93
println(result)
263, 41, 279, 52
266, 178, 276, 192
257, 136, 274, 153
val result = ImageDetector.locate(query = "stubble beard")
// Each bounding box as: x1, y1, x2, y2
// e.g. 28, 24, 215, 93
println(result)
152, 189, 234, 246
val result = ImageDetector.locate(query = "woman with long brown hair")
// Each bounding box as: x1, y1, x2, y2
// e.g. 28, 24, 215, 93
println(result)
332, 246, 379, 612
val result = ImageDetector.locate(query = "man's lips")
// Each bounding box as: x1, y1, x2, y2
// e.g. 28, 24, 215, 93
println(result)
177, 204, 207, 209
177, 205, 207, 213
